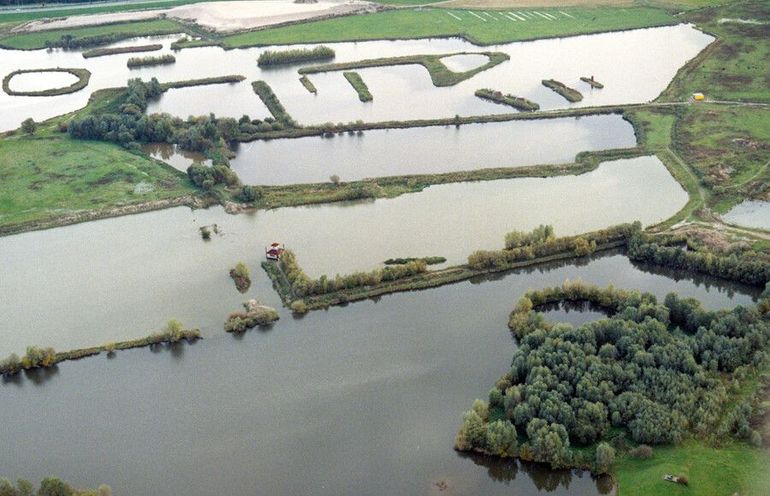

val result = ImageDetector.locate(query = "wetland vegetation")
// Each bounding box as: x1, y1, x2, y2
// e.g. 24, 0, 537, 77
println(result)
299, 52, 509, 87
126, 54, 176, 68
475, 89, 540, 111
82, 43, 163, 59
257, 45, 335, 67
541, 79, 583, 103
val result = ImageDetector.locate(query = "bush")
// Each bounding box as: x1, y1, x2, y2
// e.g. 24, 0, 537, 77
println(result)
290, 300, 308, 314
628, 444, 653, 459
21, 118, 36, 135
595, 442, 615, 473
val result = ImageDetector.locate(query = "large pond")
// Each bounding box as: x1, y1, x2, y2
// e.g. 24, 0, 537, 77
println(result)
0, 155, 688, 353
228, 114, 635, 185
0, 252, 759, 496
722, 200, 770, 231
0, 24, 713, 131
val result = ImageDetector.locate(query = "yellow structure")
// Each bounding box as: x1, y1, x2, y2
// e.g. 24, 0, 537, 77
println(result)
693, 93, 705, 101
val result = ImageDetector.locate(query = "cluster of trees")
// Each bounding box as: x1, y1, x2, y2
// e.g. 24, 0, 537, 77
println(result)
126, 54, 176, 68
257, 46, 335, 66
251, 81, 297, 128
146, 319, 201, 345
628, 235, 770, 287
455, 282, 770, 472
468, 223, 640, 270
0, 477, 111, 496
279, 250, 427, 298
225, 300, 279, 332
0, 346, 57, 375
505, 225, 555, 249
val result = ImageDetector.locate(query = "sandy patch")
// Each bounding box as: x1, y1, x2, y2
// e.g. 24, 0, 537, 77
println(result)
13, 0, 380, 34
11, 11, 161, 33
167, 0, 378, 32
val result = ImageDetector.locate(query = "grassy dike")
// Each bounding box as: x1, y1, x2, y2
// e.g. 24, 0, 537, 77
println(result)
299, 52, 510, 87
2, 68, 91, 97
262, 224, 636, 312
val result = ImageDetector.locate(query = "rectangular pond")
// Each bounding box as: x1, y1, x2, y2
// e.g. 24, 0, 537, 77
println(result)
228, 114, 636, 185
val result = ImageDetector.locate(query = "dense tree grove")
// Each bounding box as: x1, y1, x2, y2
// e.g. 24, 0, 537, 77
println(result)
278, 250, 428, 298
628, 235, 770, 287
455, 281, 770, 473
0, 476, 111, 496
468, 223, 639, 270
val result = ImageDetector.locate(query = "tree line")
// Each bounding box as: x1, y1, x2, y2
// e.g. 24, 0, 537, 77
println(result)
278, 249, 427, 298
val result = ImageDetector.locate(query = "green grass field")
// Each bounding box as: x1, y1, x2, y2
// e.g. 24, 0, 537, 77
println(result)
216, 7, 676, 47
0, 136, 194, 229
615, 440, 770, 496
659, 0, 770, 103
0, 18, 185, 49
675, 105, 770, 212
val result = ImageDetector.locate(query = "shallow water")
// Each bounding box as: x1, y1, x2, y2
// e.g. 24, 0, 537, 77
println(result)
439, 53, 491, 72
141, 142, 211, 172
0, 251, 757, 496
228, 114, 635, 185
0, 25, 713, 131
722, 200, 770, 230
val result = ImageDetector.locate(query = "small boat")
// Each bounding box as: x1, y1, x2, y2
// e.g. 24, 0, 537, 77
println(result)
265, 242, 285, 261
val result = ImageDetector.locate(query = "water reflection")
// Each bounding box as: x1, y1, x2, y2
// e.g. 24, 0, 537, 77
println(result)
227, 114, 635, 185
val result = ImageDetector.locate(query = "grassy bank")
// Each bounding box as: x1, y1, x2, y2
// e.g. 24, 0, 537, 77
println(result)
343, 71, 372, 102
542, 79, 583, 102
0, 135, 195, 234
299, 52, 509, 87
209, 7, 676, 48
2, 67, 91, 96
0, 18, 185, 50
252, 146, 643, 211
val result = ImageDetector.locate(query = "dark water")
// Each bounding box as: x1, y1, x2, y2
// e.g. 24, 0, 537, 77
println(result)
0, 251, 758, 496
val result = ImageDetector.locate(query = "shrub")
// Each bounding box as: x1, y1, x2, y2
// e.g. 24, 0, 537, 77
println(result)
595, 442, 615, 473
290, 300, 308, 314
21, 118, 36, 135
628, 444, 653, 459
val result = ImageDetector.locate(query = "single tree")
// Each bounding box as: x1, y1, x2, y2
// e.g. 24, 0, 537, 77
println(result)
21, 118, 37, 135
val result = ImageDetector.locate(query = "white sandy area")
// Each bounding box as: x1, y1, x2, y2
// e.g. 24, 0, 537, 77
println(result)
14, 0, 378, 34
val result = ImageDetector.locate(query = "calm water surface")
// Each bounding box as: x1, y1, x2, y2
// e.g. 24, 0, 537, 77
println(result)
0, 252, 758, 496
723, 200, 770, 230
0, 156, 688, 353
0, 25, 713, 131
141, 142, 211, 172
228, 114, 635, 185
6, 71, 80, 92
